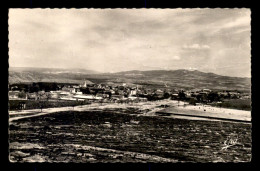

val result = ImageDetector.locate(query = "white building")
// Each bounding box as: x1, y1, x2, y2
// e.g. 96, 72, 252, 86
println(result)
130, 90, 137, 96
73, 94, 103, 101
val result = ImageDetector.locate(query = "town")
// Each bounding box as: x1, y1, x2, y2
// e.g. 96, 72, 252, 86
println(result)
8, 81, 251, 111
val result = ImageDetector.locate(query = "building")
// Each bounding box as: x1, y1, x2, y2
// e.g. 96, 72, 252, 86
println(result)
60, 97, 77, 101
9, 91, 19, 99
82, 81, 87, 88
73, 94, 103, 101
19, 101, 26, 110
130, 90, 137, 96
128, 96, 138, 100
171, 93, 179, 100
59, 91, 71, 96
49, 92, 60, 99
111, 95, 124, 100
9, 91, 28, 100
202, 89, 211, 93
62, 87, 76, 93
155, 89, 164, 95
27, 92, 38, 100
139, 97, 148, 102
96, 93, 109, 98
110, 90, 115, 94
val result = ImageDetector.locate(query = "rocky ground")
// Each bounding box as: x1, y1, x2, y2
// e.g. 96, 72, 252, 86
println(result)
9, 108, 251, 163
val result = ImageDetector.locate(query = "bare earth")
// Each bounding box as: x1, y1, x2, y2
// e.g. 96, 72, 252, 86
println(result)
9, 100, 252, 162
9, 100, 251, 122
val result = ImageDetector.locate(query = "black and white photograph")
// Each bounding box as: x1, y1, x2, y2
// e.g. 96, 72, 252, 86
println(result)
8, 8, 251, 163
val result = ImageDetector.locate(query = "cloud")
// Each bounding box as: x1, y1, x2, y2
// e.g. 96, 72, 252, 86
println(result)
8, 9, 251, 77
170, 56, 181, 60
189, 67, 198, 70
183, 44, 210, 50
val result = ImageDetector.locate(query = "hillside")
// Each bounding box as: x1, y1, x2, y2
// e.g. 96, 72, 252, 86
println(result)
9, 67, 100, 74
8, 68, 251, 92
85, 69, 251, 92
8, 67, 96, 84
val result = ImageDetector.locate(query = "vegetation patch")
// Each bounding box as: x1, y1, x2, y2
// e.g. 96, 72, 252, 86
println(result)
210, 99, 251, 111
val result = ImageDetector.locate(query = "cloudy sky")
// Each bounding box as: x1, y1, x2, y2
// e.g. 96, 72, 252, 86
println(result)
9, 9, 251, 77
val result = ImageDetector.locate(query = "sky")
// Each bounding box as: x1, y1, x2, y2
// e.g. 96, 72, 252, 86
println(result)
9, 9, 251, 77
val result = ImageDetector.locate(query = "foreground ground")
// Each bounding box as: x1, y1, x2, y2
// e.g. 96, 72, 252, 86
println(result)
9, 102, 251, 162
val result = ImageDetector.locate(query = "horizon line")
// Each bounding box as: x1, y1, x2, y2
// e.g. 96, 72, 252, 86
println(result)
9, 66, 251, 79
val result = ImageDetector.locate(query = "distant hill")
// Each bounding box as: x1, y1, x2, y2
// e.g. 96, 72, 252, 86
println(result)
9, 68, 251, 92
9, 67, 100, 74
85, 69, 251, 92
8, 67, 96, 84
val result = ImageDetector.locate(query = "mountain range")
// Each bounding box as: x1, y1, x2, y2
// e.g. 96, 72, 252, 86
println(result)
8, 67, 251, 92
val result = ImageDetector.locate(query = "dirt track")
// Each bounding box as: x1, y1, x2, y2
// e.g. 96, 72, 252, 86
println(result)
9, 100, 251, 123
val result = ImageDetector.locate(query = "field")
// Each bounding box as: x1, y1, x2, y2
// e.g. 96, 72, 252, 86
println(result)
9, 109, 251, 162
210, 99, 251, 111
9, 100, 90, 111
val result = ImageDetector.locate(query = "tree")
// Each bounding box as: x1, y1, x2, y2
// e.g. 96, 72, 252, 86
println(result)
18, 91, 26, 98
196, 94, 202, 102
80, 87, 91, 94
45, 92, 52, 101
72, 101, 77, 110
38, 100, 46, 112
201, 94, 208, 104
227, 92, 231, 99
207, 92, 220, 103
163, 92, 170, 99
105, 91, 112, 98
37, 91, 48, 112
30, 83, 40, 93
178, 91, 186, 100
38, 91, 46, 100
189, 98, 197, 105
100, 99, 103, 105
231, 94, 238, 99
